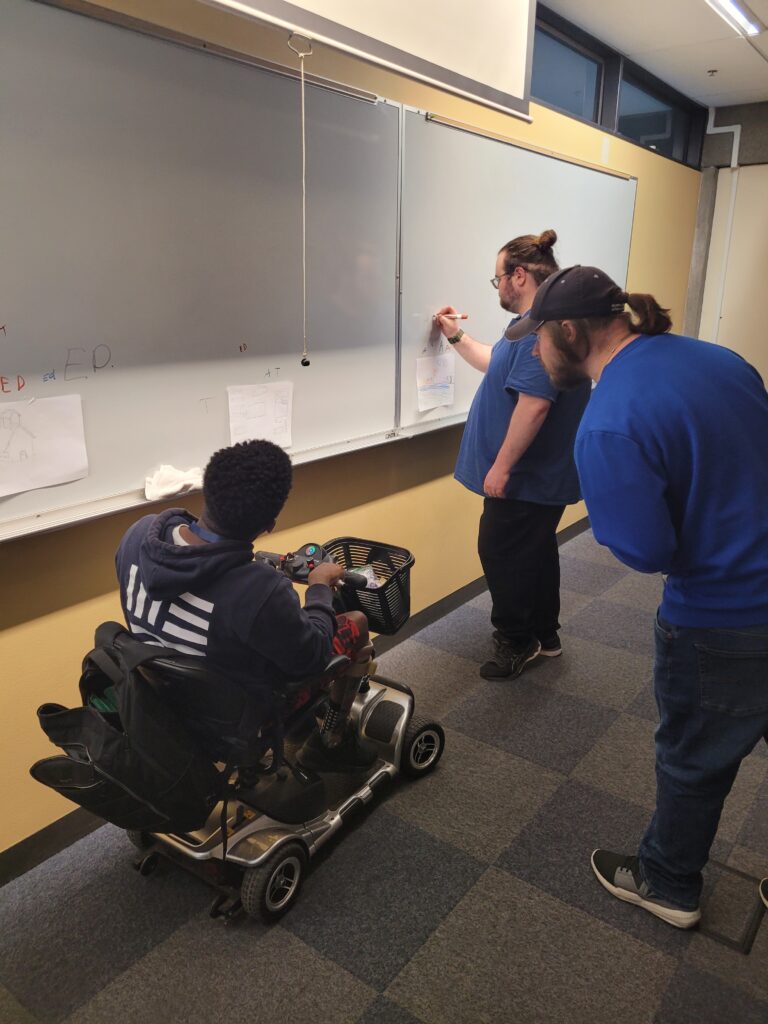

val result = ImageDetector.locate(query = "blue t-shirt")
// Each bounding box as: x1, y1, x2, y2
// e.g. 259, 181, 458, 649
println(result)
454, 332, 591, 505
576, 333, 768, 627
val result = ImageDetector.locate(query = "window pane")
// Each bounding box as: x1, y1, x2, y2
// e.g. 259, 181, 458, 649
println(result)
532, 28, 600, 122
618, 78, 691, 160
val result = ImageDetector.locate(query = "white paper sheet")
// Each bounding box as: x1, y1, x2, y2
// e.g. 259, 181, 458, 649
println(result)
0, 394, 89, 498
227, 382, 293, 449
416, 351, 456, 411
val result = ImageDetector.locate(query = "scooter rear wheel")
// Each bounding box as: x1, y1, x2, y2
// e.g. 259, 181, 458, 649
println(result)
240, 842, 308, 923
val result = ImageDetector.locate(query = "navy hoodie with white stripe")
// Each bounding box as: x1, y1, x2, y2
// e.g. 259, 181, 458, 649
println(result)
115, 508, 337, 692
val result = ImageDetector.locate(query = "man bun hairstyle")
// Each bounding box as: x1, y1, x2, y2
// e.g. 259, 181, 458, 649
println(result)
203, 439, 293, 541
536, 229, 557, 252
624, 292, 673, 335
501, 228, 559, 284
581, 291, 673, 338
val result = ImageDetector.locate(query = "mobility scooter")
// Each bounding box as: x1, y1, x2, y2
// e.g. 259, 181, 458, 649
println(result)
32, 537, 445, 923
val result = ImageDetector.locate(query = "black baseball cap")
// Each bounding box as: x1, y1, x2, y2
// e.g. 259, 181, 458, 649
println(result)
505, 265, 627, 341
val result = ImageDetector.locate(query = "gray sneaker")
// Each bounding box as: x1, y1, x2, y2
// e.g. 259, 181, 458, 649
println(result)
591, 849, 701, 929
760, 878, 767, 910
480, 635, 541, 680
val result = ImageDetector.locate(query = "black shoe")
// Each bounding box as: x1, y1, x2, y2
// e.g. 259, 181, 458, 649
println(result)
297, 727, 377, 772
760, 878, 768, 910
480, 636, 541, 680
591, 849, 701, 929
537, 633, 562, 658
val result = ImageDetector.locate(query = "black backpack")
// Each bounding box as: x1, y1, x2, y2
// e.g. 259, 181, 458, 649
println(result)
30, 622, 226, 833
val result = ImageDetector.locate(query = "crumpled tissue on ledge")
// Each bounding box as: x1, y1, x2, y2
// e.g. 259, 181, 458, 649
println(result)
145, 464, 203, 501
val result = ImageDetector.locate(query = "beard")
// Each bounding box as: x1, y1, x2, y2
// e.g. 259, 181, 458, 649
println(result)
542, 323, 591, 391
499, 282, 523, 314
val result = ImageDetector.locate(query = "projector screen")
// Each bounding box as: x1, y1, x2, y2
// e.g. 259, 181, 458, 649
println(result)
203, 0, 535, 117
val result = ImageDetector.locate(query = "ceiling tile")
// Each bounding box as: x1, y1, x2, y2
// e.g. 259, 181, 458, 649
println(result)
624, 36, 768, 102
543, 0, 737, 52
541, 0, 768, 105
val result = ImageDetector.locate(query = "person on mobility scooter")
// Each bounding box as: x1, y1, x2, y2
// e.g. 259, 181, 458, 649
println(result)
32, 438, 444, 923
115, 439, 376, 772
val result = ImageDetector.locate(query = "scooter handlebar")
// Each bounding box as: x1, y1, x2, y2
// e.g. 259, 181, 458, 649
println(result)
255, 545, 369, 589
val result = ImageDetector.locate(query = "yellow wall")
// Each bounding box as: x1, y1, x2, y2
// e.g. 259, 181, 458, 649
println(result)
1, 0, 702, 852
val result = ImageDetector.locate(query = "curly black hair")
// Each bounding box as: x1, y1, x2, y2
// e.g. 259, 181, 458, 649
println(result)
202, 440, 293, 541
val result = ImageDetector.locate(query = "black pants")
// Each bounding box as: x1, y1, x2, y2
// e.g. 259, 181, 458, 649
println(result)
478, 497, 565, 649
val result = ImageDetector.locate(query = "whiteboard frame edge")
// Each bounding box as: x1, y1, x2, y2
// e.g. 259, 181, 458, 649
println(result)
0, 428, 407, 542
424, 112, 638, 183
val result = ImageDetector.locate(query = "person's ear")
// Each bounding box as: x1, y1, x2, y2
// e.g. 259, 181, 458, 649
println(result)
560, 320, 578, 344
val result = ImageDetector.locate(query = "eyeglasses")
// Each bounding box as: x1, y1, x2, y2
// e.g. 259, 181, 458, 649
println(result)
490, 266, 523, 289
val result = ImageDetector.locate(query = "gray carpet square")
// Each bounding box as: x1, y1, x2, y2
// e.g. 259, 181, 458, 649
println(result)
497, 779, 694, 955
717, 755, 768, 844
469, 585, 595, 624
531, 635, 652, 710
560, 528, 624, 567
375, 640, 482, 719
735, 775, 768, 854
386, 868, 677, 1024
68, 920, 376, 1024
559, 554, 629, 596
443, 677, 618, 774
282, 810, 484, 990
0, 826, 205, 1023
355, 997, 424, 1024
571, 713, 658, 811
412, 603, 495, 665
0, 985, 36, 1024
384, 726, 564, 861
685, 916, 768, 1004
627, 681, 660, 722
571, 715, 768, 846
727, 844, 768, 880
698, 862, 766, 952
655, 963, 768, 1024
562, 598, 656, 656
602, 570, 664, 613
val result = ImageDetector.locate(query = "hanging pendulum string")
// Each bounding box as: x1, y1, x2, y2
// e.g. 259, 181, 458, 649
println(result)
288, 34, 313, 367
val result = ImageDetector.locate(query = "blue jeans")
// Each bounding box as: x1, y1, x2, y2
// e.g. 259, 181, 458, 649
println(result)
638, 614, 768, 909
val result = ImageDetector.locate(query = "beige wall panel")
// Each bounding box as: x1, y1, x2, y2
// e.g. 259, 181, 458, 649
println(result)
716, 165, 768, 379
698, 168, 733, 343
1, 0, 699, 850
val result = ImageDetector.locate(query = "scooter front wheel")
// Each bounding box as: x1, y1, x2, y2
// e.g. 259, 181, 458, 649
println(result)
240, 842, 308, 923
400, 716, 445, 778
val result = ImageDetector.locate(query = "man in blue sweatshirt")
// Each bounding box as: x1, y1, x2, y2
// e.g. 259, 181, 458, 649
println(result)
507, 265, 768, 929
116, 439, 375, 771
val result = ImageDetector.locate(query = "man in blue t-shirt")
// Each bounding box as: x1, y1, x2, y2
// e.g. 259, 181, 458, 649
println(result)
508, 264, 768, 929
436, 230, 591, 680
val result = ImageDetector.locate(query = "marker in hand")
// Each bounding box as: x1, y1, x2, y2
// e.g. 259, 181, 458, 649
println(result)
433, 313, 468, 320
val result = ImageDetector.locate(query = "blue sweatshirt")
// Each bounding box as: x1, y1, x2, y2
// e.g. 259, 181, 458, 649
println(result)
575, 333, 768, 627
115, 509, 337, 692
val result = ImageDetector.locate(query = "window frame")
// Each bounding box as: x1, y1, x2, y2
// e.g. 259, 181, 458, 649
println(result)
532, 23, 605, 124
533, 5, 706, 169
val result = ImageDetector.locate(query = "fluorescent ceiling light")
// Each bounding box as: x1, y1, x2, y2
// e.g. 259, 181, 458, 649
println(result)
704, 0, 763, 36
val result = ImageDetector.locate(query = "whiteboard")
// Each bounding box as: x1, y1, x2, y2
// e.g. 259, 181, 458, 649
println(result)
398, 112, 637, 434
0, 0, 399, 537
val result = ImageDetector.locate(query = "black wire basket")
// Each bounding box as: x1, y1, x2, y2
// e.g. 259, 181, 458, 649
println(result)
324, 537, 415, 636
